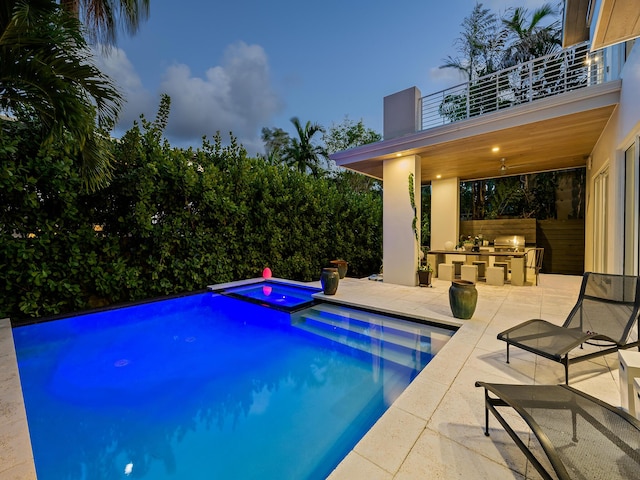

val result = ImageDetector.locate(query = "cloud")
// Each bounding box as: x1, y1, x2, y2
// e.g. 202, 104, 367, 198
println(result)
160, 42, 284, 153
94, 42, 283, 155
428, 66, 467, 88
93, 46, 157, 128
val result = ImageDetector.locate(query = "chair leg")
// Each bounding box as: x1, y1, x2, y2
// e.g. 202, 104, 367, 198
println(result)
484, 389, 490, 436
564, 357, 569, 385
506, 344, 510, 364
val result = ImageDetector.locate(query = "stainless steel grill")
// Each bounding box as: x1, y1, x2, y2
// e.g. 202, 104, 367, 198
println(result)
494, 235, 525, 252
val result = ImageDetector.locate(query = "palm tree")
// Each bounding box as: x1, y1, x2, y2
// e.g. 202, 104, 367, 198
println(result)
440, 3, 506, 81
283, 117, 327, 177
59, 0, 150, 45
501, 3, 562, 66
1, 0, 122, 190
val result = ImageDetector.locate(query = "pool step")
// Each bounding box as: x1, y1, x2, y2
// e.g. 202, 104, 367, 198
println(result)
291, 304, 434, 368
293, 304, 434, 350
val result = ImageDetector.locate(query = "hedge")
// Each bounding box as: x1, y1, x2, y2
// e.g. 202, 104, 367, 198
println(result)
0, 118, 382, 319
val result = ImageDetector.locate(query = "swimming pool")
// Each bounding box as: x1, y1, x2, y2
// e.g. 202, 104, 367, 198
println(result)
217, 281, 321, 311
13, 287, 455, 479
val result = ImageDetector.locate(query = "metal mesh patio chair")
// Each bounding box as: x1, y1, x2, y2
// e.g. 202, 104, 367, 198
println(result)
526, 247, 544, 285
497, 272, 640, 384
475, 381, 640, 480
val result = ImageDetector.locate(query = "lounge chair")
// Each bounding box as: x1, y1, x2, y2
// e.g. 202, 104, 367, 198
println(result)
497, 272, 640, 384
475, 381, 640, 480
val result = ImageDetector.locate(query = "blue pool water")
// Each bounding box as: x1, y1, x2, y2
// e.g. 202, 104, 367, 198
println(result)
13, 291, 455, 479
219, 281, 320, 311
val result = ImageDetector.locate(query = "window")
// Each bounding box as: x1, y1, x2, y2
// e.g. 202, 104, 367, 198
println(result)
624, 141, 639, 275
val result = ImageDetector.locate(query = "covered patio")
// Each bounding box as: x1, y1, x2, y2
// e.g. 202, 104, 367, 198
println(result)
331, 42, 623, 288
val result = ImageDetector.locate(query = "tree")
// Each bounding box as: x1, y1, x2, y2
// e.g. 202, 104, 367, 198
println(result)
59, 0, 150, 46
440, 3, 506, 81
1, 0, 122, 190
323, 116, 381, 154
283, 117, 327, 177
501, 3, 562, 67
260, 126, 290, 164
323, 116, 382, 193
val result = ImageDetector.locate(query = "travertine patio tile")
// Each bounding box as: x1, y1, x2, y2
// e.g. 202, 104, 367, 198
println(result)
394, 427, 526, 479
327, 452, 393, 480
353, 406, 425, 474
393, 375, 449, 421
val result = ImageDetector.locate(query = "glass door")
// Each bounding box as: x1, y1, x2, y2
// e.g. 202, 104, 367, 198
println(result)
593, 167, 609, 272
624, 141, 639, 275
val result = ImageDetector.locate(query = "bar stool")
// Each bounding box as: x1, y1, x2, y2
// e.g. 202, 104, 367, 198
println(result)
461, 265, 478, 283
486, 266, 505, 286
494, 262, 509, 281
439, 263, 455, 281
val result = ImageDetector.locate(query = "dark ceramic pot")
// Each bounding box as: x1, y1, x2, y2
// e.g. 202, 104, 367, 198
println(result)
418, 270, 432, 287
321, 268, 340, 295
449, 280, 478, 319
330, 260, 348, 279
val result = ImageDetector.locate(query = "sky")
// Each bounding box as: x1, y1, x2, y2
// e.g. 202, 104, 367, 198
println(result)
95, 0, 554, 155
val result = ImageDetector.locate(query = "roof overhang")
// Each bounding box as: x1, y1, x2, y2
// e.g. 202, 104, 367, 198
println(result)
564, 0, 640, 50
331, 80, 621, 184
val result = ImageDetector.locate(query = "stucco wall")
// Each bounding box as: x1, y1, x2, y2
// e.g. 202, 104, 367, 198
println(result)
383, 155, 421, 285
383, 87, 421, 140
586, 42, 640, 273
431, 177, 460, 252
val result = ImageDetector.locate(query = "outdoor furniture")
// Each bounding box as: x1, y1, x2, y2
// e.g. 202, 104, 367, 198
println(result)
428, 250, 527, 285
438, 263, 455, 281
475, 381, 640, 480
498, 272, 640, 384
486, 266, 505, 286
461, 264, 478, 283
526, 247, 544, 285
493, 261, 509, 280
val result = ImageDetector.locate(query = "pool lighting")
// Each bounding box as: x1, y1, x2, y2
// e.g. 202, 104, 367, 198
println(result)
262, 267, 272, 279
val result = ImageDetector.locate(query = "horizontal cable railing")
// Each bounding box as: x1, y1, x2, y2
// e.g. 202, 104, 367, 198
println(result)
420, 42, 612, 130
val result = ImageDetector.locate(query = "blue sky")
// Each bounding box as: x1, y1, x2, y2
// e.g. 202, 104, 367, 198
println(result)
96, 0, 552, 155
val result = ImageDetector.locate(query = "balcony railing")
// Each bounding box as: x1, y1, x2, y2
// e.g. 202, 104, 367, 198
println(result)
420, 42, 615, 130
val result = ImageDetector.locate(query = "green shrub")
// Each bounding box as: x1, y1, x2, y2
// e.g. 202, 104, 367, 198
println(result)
0, 117, 382, 319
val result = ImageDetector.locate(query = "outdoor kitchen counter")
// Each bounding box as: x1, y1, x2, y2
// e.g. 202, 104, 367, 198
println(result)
427, 249, 529, 285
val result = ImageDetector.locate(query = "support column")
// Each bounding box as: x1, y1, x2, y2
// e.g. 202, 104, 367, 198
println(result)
431, 177, 460, 252
383, 155, 421, 286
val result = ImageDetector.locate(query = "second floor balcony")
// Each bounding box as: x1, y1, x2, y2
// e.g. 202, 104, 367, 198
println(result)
420, 41, 622, 131
332, 41, 625, 184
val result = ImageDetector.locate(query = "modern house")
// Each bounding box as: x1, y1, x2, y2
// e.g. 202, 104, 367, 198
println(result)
331, 0, 640, 287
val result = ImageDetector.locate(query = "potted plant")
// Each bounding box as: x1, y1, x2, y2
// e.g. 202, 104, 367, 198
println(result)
418, 261, 433, 287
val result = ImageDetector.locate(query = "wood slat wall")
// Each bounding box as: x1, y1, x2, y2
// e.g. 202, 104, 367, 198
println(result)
536, 219, 585, 275
459, 218, 585, 275
460, 219, 537, 244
